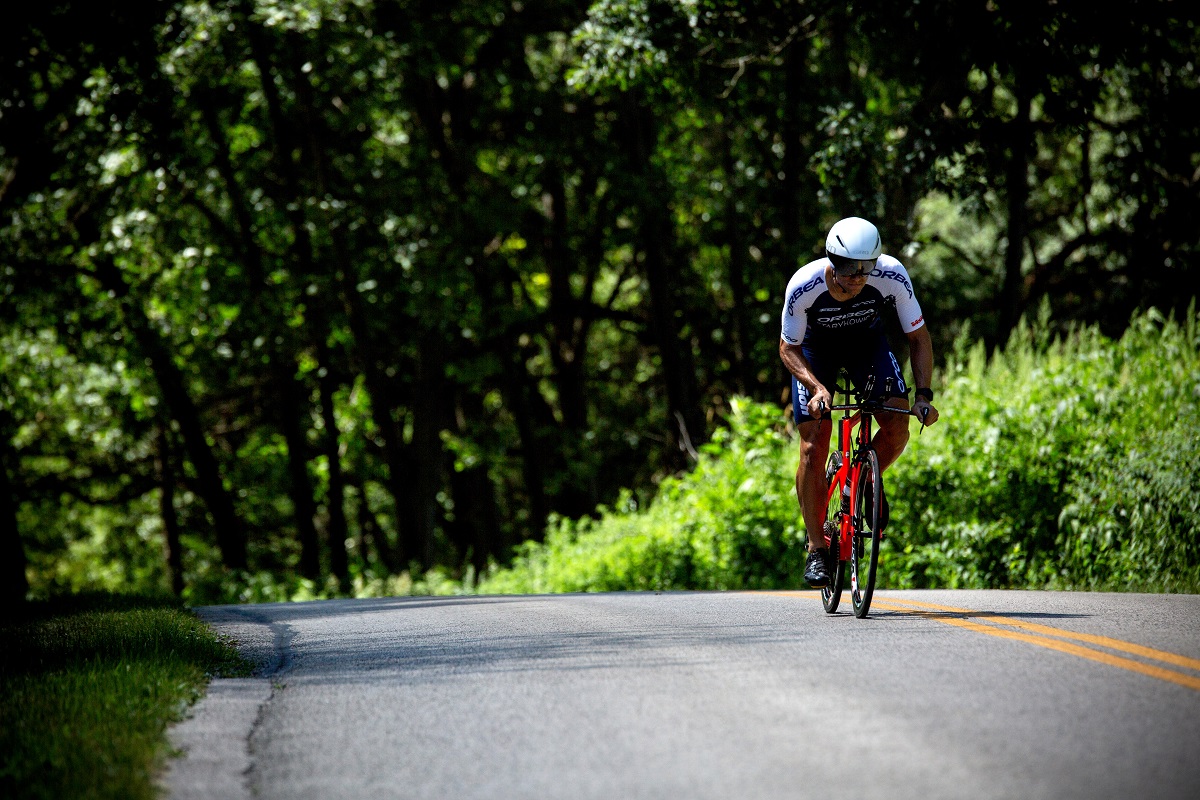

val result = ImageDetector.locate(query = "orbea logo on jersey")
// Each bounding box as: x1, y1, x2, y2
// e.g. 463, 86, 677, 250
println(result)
815, 308, 875, 327
909, 315, 924, 328
878, 269, 914, 298
786, 273, 825, 316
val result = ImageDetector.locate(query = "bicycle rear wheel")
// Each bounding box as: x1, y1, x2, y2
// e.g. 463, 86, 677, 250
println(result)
821, 453, 845, 613
850, 449, 882, 618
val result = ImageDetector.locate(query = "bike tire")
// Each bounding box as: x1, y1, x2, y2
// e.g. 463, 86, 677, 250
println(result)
850, 449, 882, 618
821, 453, 845, 614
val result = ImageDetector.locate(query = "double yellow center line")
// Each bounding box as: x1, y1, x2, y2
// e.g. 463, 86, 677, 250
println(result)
778, 593, 1200, 692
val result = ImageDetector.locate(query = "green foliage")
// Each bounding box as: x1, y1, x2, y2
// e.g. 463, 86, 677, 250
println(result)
568, 0, 698, 95
478, 397, 806, 593
0, 328, 168, 596
479, 305, 1200, 594
1055, 410, 1200, 592
886, 302, 1200, 592
3, 0, 1198, 600
0, 593, 250, 800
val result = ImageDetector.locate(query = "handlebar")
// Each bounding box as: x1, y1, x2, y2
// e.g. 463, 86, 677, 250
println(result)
816, 399, 931, 427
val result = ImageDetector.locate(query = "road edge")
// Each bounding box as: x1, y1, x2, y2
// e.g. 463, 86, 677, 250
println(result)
159, 606, 289, 800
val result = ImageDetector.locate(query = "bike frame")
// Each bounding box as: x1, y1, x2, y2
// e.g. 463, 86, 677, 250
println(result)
823, 408, 873, 563
817, 381, 926, 616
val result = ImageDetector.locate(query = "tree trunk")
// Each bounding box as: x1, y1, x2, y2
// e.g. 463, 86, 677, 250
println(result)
545, 165, 588, 431
998, 88, 1033, 345
722, 125, 754, 396
544, 165, 595, 517
0, 434, 28, 605
327, 232, 415, 570
630, 101, 707, 455
275, 360, 322, 581
412, 334, 444, 570
642, 228, 706, 456
238, 11, 424, 575
354, 479, 396, 574
94, 258, 248, 571
317, 355, 351, 592
505, 360, 549, 540
251, 13, 419, 574
779, 40, 806, 269
445, 389, 501, 571
156, 427, 185, 597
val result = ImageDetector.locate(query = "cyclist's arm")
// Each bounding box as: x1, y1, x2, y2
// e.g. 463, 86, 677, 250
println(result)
904, 325, 939, 425
779, 339, 831, 416
905, 325, 933, 390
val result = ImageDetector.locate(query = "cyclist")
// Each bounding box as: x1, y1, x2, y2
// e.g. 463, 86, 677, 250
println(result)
779, 216, 940, 588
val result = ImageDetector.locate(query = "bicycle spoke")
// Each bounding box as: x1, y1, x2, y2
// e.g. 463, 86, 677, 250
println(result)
851, 450, 882, 618
821, 453, 845, 613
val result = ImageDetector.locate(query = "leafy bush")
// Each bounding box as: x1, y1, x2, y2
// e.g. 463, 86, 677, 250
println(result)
886, 303, 1200, 591
477, 303, 1200, 594
1055, 408, 1200, 591
477, 397, 807, 593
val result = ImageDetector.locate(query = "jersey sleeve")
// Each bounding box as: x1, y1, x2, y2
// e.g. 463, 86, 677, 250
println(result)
781, 293, 807, 345
780, 262, 824, 345
877, 258, 925, 332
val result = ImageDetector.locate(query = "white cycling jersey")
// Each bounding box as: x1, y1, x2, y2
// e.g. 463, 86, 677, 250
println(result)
781, 254, 925, 347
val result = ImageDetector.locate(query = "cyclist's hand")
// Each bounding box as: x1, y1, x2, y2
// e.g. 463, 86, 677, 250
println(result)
807, 387, 832, 419
913, 398, 939, 427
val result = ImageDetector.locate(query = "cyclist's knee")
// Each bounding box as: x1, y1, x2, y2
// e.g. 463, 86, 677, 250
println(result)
798, 424, 830, 467
800, 441, 828, 470
798, 417, 830, 441
878, 413, 910, 445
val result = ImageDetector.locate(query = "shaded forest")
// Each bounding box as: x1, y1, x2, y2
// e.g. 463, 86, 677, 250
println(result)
2, 0, 1197, 602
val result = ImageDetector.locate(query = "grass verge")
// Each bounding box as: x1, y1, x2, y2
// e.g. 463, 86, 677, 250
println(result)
0, 592, 251, 800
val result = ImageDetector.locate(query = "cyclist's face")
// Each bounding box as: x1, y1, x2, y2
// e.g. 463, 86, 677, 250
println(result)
833, 269, 869, 296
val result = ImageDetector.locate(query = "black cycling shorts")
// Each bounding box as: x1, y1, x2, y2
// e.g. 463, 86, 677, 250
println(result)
791, 333, 909, 423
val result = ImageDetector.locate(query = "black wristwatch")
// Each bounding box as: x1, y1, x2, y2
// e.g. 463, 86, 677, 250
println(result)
914, 388, 934, 402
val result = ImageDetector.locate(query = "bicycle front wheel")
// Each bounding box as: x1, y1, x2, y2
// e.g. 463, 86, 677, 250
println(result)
821, 452, 844, 613
850, 449, 882, 618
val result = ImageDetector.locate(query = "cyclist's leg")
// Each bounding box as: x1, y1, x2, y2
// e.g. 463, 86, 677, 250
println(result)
874, 397, 911, 472
847, 335, 911, 472
842, 338, 904, 533
796, 413, 833, 551
791, 349, 839, 552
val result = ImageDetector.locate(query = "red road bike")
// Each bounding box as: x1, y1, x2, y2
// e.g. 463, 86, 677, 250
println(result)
818, 382, 922, 618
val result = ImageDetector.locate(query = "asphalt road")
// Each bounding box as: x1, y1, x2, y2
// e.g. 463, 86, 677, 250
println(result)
163, 590, 1200, 800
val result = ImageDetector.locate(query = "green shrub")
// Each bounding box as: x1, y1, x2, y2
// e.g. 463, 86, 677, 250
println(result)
1055, 407, 1200, 591
885, 303, 1200, 591
478, 397, 807, 593
477, 303, 1200, 594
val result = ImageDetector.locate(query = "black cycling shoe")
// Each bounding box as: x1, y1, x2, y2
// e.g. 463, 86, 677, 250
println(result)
804, 548, 831, 588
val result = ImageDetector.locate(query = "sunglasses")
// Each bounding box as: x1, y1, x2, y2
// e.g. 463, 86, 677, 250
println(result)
833, 258, 877, 278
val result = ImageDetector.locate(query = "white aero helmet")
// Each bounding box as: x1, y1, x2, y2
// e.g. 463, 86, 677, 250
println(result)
826, 216, 882, 276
